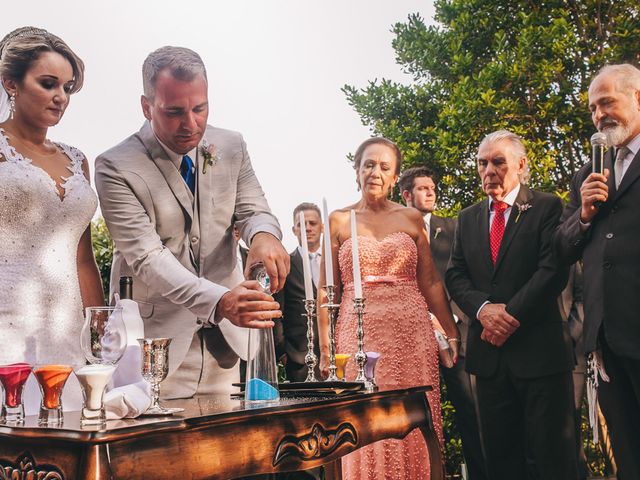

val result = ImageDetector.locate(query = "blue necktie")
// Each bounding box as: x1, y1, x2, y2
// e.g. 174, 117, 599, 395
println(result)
180, 155, 195, 194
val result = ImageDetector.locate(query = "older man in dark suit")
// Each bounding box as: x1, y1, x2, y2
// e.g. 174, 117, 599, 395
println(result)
554, 64, 640, 479
399, 166, 487, 480
446, 130, 576, 479
275, 203, 323, 383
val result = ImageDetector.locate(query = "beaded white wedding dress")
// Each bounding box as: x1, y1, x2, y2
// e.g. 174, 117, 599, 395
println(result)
0, 128, 98, 413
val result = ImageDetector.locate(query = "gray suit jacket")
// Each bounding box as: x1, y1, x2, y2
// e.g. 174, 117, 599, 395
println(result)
95, 122, 281, 396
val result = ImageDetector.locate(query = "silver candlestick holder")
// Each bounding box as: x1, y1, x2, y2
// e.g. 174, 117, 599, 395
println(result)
303, 299, 319, 382
321, 284, 340, 382
353, 297, 375, 391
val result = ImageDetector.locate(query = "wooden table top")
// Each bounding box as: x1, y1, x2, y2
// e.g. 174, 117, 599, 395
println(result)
0, 384, 431, 443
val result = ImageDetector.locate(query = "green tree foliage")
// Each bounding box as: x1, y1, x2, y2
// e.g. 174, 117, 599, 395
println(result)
344, 0, 640, 211
91, 217, 113, 303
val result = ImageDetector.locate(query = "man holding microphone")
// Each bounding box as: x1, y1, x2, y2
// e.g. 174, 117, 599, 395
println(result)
554, 63, 640, 479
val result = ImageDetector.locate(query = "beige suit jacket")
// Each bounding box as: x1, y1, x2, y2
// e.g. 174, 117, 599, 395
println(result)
95, 122, 281, 396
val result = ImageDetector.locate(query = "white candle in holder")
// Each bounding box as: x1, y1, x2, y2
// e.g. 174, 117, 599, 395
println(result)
298, 211, 315, 301
322, 198, 334, 286
350, 210, 363, 299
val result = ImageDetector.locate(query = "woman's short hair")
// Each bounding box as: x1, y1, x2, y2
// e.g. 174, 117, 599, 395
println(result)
142, 46, 207, 99
353, 137, 402, 175
0, 26, 85, 94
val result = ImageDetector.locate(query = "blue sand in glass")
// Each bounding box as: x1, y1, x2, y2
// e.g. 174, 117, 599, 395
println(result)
246, 378, 278, 400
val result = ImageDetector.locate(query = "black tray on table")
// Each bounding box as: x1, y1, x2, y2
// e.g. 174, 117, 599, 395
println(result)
232, 381, 364, 398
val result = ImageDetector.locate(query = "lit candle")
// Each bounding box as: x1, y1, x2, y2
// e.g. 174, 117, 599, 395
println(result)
298, 211, 315, 301
322, 198, 334, 286
350, 210, 363, 298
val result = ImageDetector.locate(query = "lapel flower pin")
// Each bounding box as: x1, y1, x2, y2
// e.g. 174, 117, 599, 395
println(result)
514, 202, 532, 223
434, 227, 442, 239
201, 140, 220, 174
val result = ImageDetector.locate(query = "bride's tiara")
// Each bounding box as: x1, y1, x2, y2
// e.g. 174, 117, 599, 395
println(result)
0, 26, 50, 56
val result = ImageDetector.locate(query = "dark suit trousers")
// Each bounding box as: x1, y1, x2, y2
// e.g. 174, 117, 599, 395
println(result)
599, 336, 640, 480
441, 356, 488, 480
476, 355, 577, 480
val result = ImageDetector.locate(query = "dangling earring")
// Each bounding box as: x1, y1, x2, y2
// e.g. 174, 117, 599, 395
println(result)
9, 94, 15, 120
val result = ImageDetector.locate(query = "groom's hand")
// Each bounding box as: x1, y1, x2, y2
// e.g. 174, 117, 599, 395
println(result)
215, 280, 282, 329
245, 232, 290, 293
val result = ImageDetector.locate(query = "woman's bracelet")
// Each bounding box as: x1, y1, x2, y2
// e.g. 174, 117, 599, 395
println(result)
447, 337, 461, 343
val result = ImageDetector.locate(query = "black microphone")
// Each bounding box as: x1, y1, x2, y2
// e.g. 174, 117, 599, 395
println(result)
591, 132, 607, 175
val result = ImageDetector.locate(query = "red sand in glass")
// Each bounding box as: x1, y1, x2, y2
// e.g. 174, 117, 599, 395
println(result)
0, 363, 32, 408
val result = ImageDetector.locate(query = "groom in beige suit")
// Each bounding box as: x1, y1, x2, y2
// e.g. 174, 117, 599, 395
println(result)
95, 46, 289, 398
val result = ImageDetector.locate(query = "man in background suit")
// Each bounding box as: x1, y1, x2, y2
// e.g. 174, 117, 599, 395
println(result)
96, 46, 289, 399
558, 262, 590, 480
399, 166, 487, 480
554, 63, 640, 478
446, 130, 576, 479
275, 203, 323, 382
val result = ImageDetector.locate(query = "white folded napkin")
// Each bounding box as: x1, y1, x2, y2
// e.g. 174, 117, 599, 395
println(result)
104, 381, 152, 419
112, 296, 145, 386
105, 295, 151, 419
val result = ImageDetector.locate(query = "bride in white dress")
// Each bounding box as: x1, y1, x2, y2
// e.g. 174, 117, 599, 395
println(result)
0, 27, 104, 414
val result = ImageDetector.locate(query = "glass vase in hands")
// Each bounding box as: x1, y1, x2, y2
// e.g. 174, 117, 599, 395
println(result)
245, 263, 279, 402
76, 306, 126, 425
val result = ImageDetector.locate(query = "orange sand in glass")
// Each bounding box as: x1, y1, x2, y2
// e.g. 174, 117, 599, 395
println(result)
33, 365, 73, 409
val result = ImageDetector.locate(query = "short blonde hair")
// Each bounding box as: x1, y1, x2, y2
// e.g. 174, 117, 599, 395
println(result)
142, 46, 206, 99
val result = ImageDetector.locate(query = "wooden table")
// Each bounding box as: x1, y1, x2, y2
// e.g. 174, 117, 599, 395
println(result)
0, 385, 442, 479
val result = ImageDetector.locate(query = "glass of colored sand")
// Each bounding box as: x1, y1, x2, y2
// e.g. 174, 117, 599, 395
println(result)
74, 364, 117, 426
334, 354, 351, 381
33, 364, 73, 426
0, 363, 32, 424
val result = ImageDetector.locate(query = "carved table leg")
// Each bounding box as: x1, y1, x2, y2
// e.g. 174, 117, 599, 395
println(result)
418, 396, 445, 480
78, 444, 113, 480
323, 459, 342, 480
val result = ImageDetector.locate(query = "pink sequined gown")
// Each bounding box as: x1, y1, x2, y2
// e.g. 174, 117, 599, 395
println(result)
336, 232, 442, 480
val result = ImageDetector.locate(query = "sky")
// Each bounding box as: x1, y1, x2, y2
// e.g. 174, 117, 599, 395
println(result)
3, 0, 435, 250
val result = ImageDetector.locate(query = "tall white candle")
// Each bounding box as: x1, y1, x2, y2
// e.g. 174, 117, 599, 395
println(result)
298, 211, 315, 301
350, 210, 363, 298
322, 198, 334, 286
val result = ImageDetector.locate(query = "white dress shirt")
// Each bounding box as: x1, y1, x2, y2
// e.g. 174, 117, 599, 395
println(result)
477, 183, 521, 319
488, 183, 520, 231
424, 212, 432, 240
298, 246, 321, 287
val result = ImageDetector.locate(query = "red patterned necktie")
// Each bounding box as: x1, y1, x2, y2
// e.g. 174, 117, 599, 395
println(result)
490, 201, 508, 265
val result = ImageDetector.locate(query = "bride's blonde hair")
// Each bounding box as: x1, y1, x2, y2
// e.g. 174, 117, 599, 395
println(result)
0, 26, 85, 94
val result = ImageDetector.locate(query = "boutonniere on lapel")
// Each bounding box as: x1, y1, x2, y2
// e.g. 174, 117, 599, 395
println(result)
434, 227, 442, 239
514, 202, 532, 223
201, 140, 221, 174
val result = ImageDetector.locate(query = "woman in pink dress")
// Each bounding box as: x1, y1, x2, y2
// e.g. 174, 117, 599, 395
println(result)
318, 137, 460, 479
